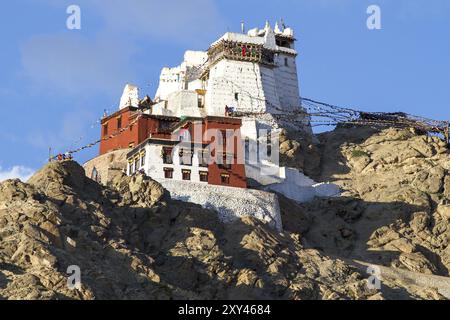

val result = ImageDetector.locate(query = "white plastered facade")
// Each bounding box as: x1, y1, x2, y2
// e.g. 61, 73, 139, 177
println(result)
123, 21, 339, 207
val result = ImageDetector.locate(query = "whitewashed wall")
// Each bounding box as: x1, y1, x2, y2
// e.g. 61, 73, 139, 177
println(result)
206, 60, 269, 116
160, 179, 282, 231
128, 144, 209, 184
167, 90, 203, 118
273, 53, 301, 111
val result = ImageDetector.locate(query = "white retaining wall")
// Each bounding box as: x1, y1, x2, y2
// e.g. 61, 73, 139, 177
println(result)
160, 179, 283, 231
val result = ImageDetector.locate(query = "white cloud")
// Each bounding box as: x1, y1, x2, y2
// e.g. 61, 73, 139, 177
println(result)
0, 166, 35, 182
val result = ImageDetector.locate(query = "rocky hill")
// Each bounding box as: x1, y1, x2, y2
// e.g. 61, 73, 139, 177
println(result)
0, 126, 449, 300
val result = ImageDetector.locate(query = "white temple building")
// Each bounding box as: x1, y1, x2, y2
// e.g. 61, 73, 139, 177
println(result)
118, 21, 339, 203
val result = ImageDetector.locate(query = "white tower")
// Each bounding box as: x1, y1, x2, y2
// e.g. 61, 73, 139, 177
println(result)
202, 21, 301, 117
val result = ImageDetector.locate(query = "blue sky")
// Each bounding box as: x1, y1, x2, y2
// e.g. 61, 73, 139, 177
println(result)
1, 0, 450, 180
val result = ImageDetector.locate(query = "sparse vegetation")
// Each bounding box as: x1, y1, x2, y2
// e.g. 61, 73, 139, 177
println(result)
351, 150, 370, 158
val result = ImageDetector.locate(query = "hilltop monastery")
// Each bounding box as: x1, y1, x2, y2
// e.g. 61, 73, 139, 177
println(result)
84, 21, 339, 230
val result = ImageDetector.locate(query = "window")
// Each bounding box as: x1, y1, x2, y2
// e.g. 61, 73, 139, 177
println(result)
103, 124, 108, 136
199, 171, 208, 182
179, 149, 193, 166
164, 168, 174, 179
135, 158, 140, 171
141, 154, 146, 166
267, 131, 272, 157
199, 150, 209, 167
245, 137, 250, 161
117, 117, 122, 129
221, 173, 230, 185
129, 162, 134, 175
182, 170, 191, 181
218, 153, 232, 170
198, 96, 204, 108
234, 93, 239, 101
162, 147, 173, 164
284, 57, 288, 67
221, 130, 227, 146
178, 129, 190, 142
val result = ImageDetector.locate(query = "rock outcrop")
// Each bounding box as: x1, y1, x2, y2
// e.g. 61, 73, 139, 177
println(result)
1, 125, 449, 300
281, 126, 450, 292
0, 160, 387, 300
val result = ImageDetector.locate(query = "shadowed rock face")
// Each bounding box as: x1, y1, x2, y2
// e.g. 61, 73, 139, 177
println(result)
0, 161, 374, 300
280, 126, 450, 288
0, 160, 425, 300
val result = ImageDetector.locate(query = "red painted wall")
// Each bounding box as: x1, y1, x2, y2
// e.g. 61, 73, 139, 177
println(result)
205, 118, 247, 189
180, 117, 247, 188
99, 108, 176, 155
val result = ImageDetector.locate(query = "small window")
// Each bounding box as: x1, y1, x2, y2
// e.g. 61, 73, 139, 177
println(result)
141, 154, 145, 166
267, 132, 272, 157
234, 92, 239, 101
198, 96, 204, 108
284, 57, 288, 67
199, 150, 209, 167
117, 117, 122, 129
221, 130, 227, 146
221, 173, 230, 185
163, 147, 173, 164
180, 149, 193, 166
129, 162, 134, 175
218, 153, 232, 170
135, 158, 140, 171
103, 124, 108, 136
164, 168, 174, 179
182, 170, 191, 181
245, 137, 250, 160
199, 171, 208, 182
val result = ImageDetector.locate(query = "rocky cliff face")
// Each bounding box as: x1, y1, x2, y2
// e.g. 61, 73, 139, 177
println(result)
280, 126, 450, 298
0, 126, 449, 300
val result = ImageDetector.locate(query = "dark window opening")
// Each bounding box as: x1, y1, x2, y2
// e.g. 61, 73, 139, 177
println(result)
284, 57, 288, 67
221, 130, 227, 146
245, 137, 250, 161
103, 124, 108, 136
182, 170, 191, 181
234, 93, 239, 101
267, 132, 272, 157
134, 158, 140, 171
117, 117, 122, 129
198, 96, 204, 108
218, 154, 232, 170
164, 168, 173, 179
163, 147, 173, 164
199, 172, 208, 182
221, 174, 230, 185
199, 150, 210, 167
